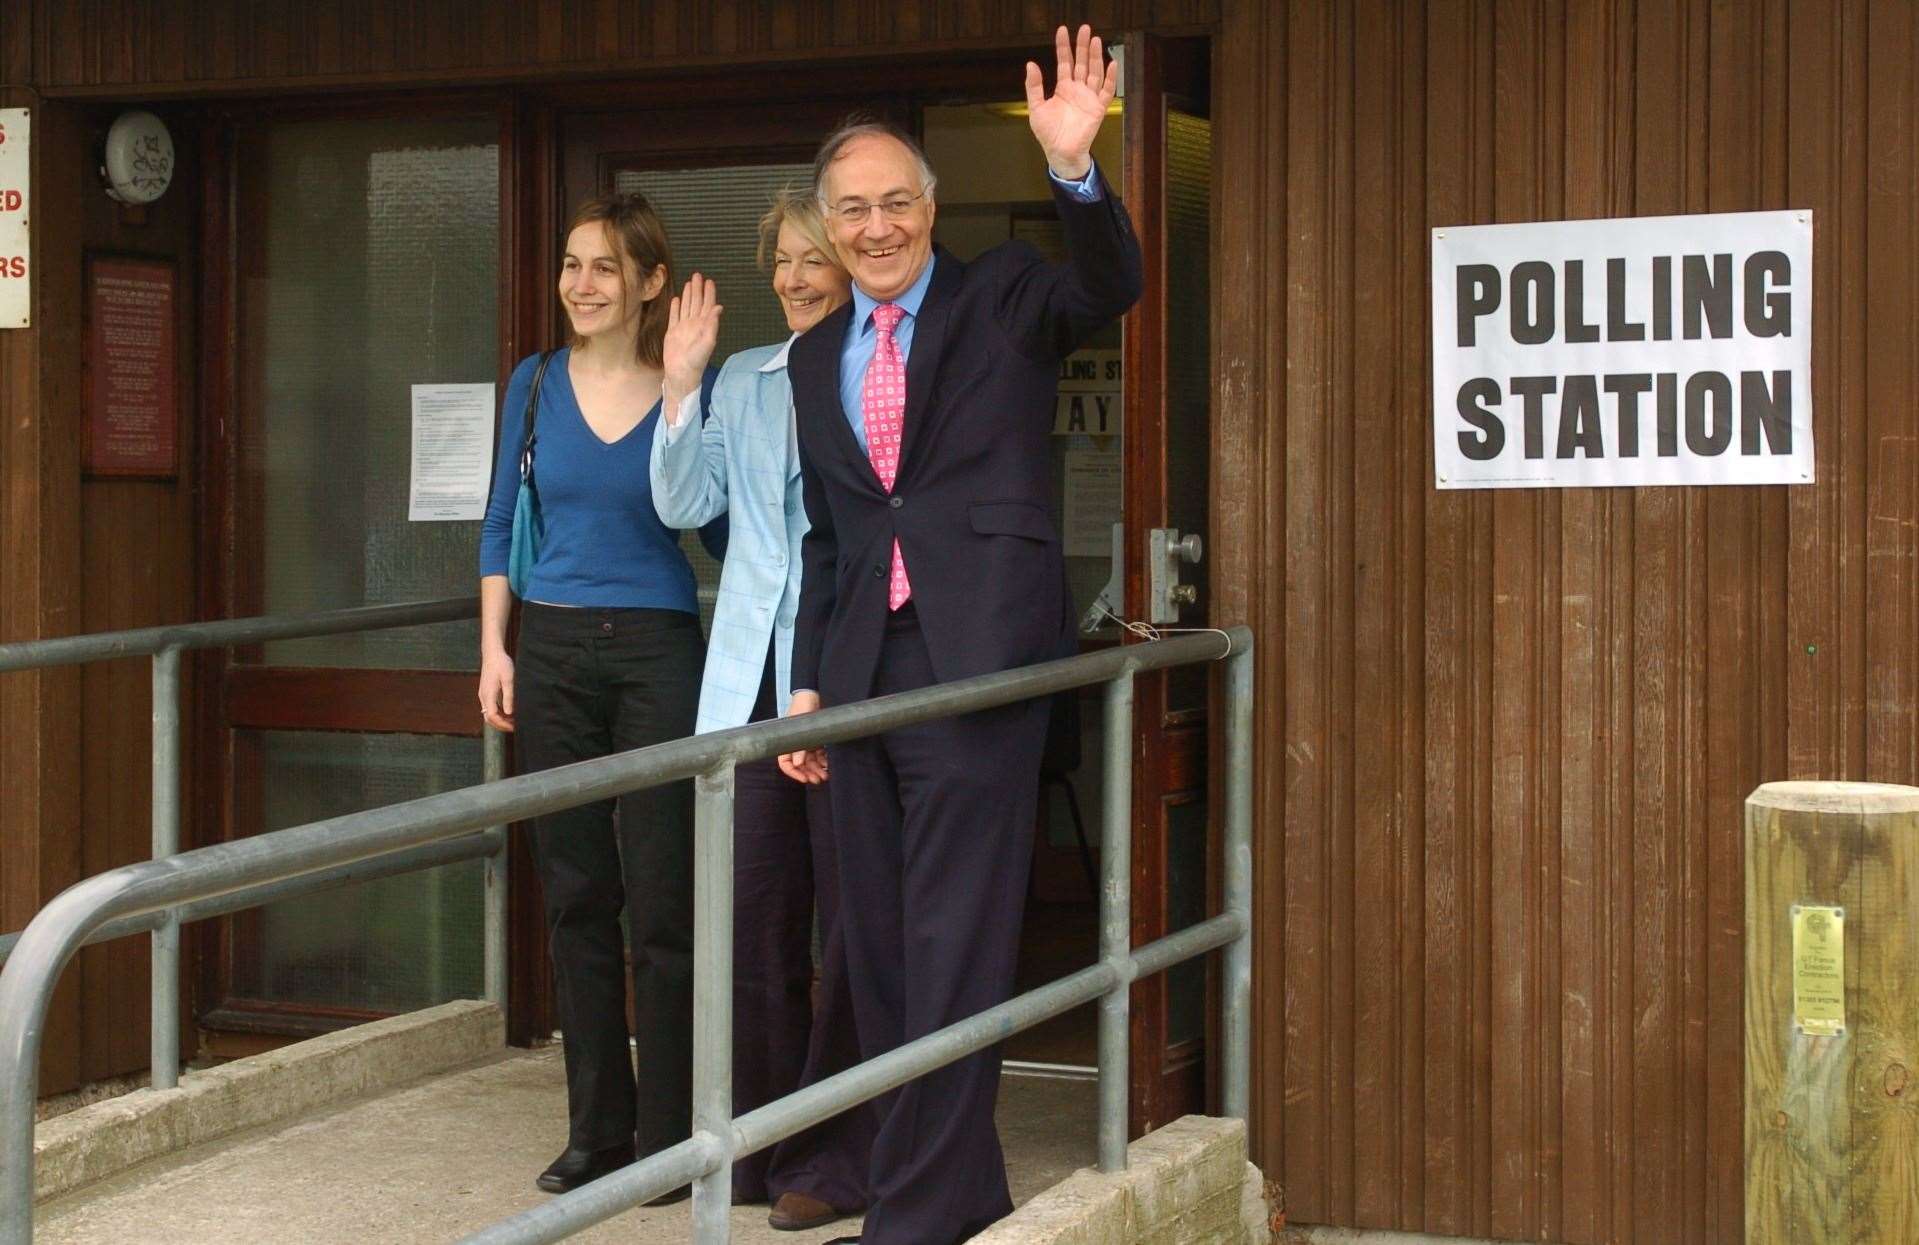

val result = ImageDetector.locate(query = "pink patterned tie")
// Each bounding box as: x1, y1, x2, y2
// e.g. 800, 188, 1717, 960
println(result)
862, 302, 911, 610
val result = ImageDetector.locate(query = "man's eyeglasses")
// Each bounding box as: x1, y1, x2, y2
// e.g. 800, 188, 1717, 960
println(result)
824, 189, 928, 226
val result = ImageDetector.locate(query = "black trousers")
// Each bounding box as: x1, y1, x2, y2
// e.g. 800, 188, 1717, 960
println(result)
825, 606, 1049, 1245
729, 758, 876, 1208
515, 603, 703, 1156
733, 644, 875, 1208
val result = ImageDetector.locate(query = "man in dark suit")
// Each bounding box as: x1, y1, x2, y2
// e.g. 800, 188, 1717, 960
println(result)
777, 25, 1141, 1245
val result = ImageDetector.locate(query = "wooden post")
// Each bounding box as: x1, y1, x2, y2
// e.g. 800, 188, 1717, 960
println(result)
1746, 782, 1919, 1243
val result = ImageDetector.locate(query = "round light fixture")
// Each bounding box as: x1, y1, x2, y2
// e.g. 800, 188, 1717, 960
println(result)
101, 110, 174, 204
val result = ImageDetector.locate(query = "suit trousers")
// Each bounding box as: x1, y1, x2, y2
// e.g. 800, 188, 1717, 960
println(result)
827, 605, 1049, 1245
730, 754, 875, 1207
515, 603, 702, 1157
735, 642, 875, 1207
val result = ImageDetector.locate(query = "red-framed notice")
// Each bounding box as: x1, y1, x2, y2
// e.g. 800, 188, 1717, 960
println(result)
84, 254, 179, 477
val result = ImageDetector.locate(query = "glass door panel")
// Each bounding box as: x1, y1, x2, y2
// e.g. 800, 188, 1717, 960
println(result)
212, 112, 501, 1032
229, 731, 483, 1014
238, 117, 499, 669
610, 161, 815, 628
612, 163, 814, 363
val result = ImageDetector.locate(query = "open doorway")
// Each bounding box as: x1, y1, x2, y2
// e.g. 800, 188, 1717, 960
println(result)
194, 33, 1214, 1137
549, 42, 1214, 1130
918, 37, 1214, 1138
917, 99, 1126, 1073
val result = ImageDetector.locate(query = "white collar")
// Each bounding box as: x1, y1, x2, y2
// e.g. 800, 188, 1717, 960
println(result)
759, 333, 799, 373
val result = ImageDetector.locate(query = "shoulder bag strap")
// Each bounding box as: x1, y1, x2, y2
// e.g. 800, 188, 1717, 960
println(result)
518, 350, 556, 484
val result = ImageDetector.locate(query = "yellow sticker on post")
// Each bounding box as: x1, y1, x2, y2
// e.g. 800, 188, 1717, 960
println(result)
1791, 903, 1845, 1037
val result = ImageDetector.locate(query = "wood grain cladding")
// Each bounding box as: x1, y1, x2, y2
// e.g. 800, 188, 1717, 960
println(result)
73, 131, 204, 1088
0, 94, 202, 1092
1217, 2, 1919, 1242
12, 0, 1218, 92
0, 94, 89, 1096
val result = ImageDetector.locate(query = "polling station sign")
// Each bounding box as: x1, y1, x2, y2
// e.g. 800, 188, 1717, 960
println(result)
0, 109, 27, 328
1431, 211, 1813, 489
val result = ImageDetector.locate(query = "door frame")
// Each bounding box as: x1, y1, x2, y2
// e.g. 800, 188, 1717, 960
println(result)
529, 50, 1222, 1109
1119, 32, 1217, 1134
189, 34, 1227, 1106
192, 91, 527, 1042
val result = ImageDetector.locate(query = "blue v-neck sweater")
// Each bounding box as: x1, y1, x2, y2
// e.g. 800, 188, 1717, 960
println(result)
480, 349, 721, 610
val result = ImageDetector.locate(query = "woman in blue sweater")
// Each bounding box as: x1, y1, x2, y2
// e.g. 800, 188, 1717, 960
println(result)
478, 191, 719, 1198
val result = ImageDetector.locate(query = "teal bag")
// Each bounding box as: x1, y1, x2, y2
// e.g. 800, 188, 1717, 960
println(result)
506, 351, 556, 599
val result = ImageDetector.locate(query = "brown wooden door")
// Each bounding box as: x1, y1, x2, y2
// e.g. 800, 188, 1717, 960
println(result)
1119, 33, 1216, 1137
197, 102, 509, 1043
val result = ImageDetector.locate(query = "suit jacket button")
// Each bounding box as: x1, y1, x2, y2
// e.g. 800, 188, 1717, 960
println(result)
888, 496, 903, 508
873, 565, 885, 578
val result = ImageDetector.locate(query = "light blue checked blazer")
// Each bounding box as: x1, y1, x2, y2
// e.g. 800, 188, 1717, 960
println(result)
650, 338, 808, 734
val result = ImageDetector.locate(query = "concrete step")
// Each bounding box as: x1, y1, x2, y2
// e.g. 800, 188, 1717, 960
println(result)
35, 1047, 1096, 1243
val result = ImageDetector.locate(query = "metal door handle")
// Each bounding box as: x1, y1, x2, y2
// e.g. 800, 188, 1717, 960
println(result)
1148, 527, 1203, 623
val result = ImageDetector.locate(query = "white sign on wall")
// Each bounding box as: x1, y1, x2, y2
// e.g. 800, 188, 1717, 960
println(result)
1054, 347, 1121, 435
1062, 443, 1121, 557
1431, 210, 1813, 489
0, 109, 28, 328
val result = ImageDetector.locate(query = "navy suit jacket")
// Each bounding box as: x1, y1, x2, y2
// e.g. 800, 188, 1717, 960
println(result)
789, 174, 1144, 706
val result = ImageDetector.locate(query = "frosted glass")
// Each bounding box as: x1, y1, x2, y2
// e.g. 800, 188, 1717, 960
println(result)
612, 162, 813, 364
614, 162, 814, 626
229, 731, 483, 1013
240, 117, 499, 670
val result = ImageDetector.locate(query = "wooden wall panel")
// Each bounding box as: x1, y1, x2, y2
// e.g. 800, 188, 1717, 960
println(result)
0, 73, 200, 1093
21, 0, 1221, 95
0, 85, 88, 1096
1216, 2, 1919, 1242
73, 116, 203, 1085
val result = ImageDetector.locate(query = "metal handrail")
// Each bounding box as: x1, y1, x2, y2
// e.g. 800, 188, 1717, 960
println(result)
0, 834, 502, 970
0, 625, 1254, 1244
0, 596, 499, 1095
0, 597, 478, 672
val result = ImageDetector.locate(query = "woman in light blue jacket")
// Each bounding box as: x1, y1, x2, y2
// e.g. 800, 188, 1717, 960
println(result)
651, 192, 870, 1233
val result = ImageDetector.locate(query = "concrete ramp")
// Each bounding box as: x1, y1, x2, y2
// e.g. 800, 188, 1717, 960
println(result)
35, 1047, 1095, 1243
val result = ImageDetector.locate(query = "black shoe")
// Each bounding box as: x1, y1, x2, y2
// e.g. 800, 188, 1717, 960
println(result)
535, 1142, 635, 1194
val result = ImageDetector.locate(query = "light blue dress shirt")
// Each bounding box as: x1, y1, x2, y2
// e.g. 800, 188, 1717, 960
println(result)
837, 164, 1106, 448
837, 259, 935, 453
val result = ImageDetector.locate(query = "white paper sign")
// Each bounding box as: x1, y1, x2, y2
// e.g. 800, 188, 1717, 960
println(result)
0, 109, 29, 328
1431, 210, 1813, 489
1054, 348, 1121, 435
1063, 443, 1122, 557
409, 383, 496, 521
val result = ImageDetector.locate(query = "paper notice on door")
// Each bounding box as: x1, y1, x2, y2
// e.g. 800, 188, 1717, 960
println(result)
1063, 444, 1122, 557
409, 383, 496, 521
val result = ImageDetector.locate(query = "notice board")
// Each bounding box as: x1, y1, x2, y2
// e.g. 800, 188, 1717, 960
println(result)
85, 255, 178, 477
